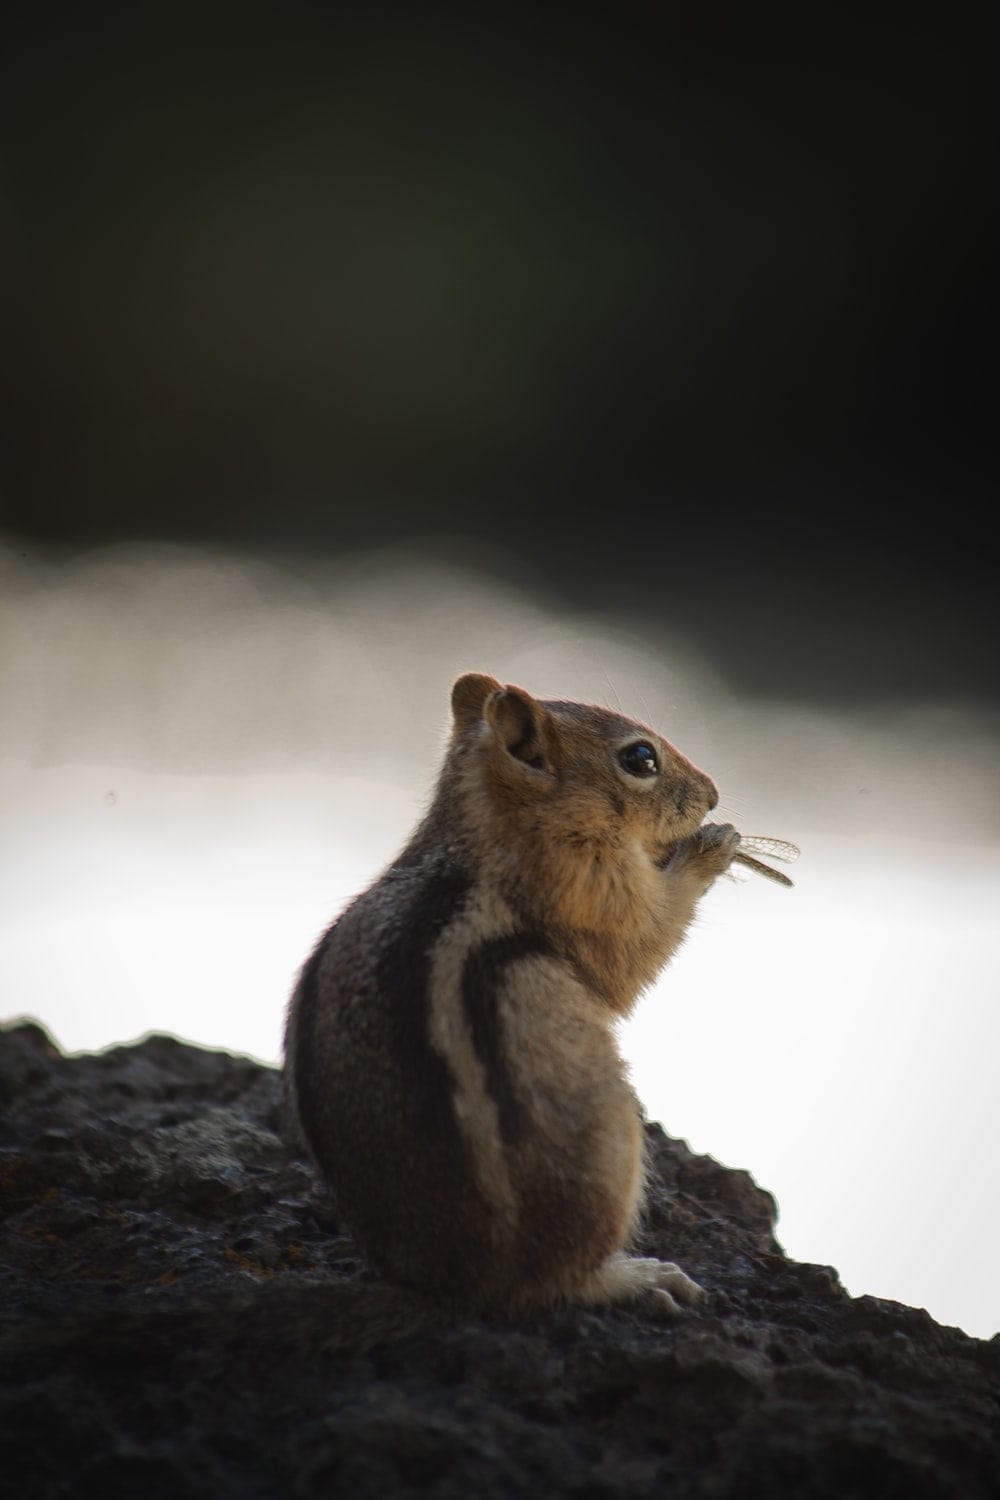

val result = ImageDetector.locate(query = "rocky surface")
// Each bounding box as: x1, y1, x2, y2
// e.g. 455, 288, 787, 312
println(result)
1, 1018, 997, 1498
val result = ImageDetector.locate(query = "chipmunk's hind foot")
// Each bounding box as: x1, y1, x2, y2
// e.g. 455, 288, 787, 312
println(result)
580, 1254, 705, 1319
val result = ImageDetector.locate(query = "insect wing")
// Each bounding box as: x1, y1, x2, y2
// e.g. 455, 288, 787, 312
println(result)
737, 835, 800, 863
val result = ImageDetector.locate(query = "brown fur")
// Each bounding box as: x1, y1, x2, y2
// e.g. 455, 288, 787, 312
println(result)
284, 672, 739, 1317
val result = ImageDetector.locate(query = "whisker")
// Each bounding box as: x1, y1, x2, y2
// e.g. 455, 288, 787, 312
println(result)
602, 669, 623, 716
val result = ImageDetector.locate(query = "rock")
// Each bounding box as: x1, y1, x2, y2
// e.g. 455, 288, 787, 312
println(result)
1, 1018, 997, 1498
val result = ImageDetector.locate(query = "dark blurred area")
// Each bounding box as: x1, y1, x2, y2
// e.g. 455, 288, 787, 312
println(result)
1, 9, 995, 705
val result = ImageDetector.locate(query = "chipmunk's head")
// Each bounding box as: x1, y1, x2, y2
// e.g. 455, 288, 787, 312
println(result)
449, 672, 717, 863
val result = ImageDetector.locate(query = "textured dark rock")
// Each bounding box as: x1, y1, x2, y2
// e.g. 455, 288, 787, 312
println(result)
1, 1018, 997, 1498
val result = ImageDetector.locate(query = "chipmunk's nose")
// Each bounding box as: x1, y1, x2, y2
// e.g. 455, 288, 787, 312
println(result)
676, 773, 718, 817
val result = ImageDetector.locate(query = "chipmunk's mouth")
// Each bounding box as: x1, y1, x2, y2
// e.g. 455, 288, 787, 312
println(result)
652, 810, 709, 869
653, 839, 680, 870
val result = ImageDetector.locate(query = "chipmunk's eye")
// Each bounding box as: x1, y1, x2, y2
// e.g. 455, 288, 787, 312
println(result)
617, 741, 659, 778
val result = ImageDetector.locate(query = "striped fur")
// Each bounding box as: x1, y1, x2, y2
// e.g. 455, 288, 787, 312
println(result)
460, 930, 554, 1146
283, 673, 739, 1315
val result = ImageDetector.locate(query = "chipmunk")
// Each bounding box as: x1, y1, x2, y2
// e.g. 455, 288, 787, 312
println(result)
284, 672, 741, 1318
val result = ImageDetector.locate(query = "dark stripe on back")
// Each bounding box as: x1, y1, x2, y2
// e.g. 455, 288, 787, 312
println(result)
377, 864, 473, 1142
461, 931, 555, 1145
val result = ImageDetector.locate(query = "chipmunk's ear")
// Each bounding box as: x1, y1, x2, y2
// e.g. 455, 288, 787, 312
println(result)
451, 672, 502, 732
483, 684, 551, 772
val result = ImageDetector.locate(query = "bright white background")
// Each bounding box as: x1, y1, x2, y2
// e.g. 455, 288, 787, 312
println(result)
3, 538, 997, 1339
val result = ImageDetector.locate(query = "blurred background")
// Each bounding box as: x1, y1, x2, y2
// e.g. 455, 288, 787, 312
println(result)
2, 10, 996, 1337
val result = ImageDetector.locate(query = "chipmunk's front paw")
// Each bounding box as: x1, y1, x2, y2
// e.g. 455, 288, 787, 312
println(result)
666, 822, 740, 888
